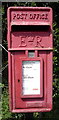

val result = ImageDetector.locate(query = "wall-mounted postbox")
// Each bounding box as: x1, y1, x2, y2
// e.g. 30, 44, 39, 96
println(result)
7, 7, 53, 113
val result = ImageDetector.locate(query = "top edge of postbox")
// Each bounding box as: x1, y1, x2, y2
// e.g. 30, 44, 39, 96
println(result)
7, 7, 53, 27
8, 7, 52, 11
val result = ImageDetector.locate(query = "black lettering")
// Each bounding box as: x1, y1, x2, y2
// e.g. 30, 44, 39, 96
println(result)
36, 14, 40, 19
41, 14, 45, 19
33, 14, 36, 19
29, 14, 36, 19
45, 14, 48, 19
13, 14, 16, 19
13, 13, 48, 20
30, 14, 33, 19
20, 14, 23, 19
17, 14, 20, 19
24, 14, 27, 19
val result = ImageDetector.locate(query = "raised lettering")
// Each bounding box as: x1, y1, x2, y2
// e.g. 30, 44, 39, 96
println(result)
13, 14, 16, 19
28, 36, 34, 45
12, 13, 48, 20
17, 14, 20, 19
19, 36, 27, 47
35, 36, 44, 47
29, 14, 36, 19
19, 14, 23, 19
19, 36, 44, 48
41, 14, 45, 19
36, 14, 40, 19
45, 13, 48, 19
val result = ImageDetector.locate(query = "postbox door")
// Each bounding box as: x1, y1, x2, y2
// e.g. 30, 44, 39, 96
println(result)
11, 51, 48, 109
13, 52, 43, 108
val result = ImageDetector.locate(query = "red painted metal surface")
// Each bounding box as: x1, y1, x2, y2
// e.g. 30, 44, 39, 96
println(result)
7, 7, 53, 113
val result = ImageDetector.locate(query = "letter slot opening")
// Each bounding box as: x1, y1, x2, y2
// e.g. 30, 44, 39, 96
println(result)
11, 25, 50, 32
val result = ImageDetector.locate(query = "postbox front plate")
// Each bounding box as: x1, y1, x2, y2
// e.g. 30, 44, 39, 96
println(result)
7, 7, 53, 113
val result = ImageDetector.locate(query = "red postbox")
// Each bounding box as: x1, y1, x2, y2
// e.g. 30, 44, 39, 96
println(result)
7, 7, 53, 113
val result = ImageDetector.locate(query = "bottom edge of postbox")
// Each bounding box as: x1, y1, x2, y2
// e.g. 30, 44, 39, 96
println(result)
11, 107, 52, 113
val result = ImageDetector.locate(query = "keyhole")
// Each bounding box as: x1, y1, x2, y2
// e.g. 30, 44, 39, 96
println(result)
18, 79, 20, 82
